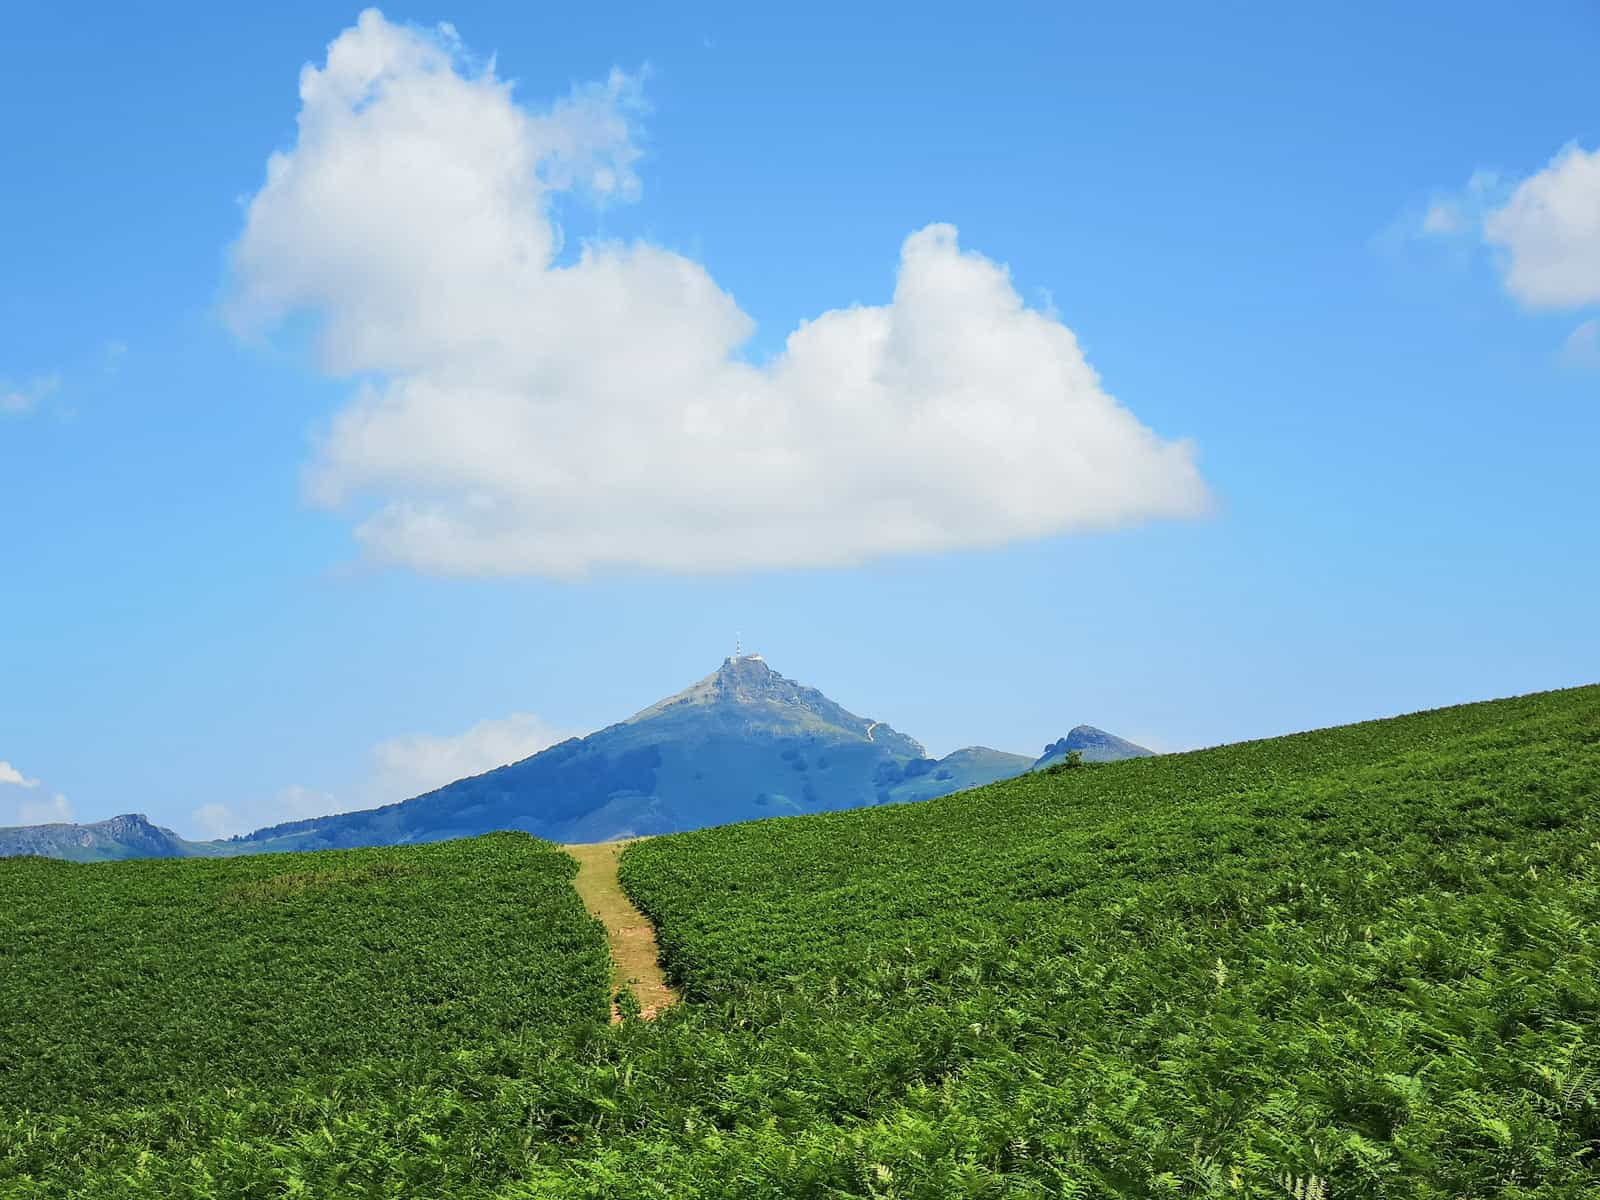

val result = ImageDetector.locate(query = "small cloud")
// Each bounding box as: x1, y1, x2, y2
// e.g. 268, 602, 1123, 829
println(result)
1, 761, 76, 827
190, 784, 339, 840
0, 373, 59, 416
17, 794, 73, 825
368, 712, 568, 803
188, 711, 569, 839
1483, 142, 1600, 309
1411, 169, 1509, 241
1562, 318, 1600, 369
190, 803, 234, 839
1410, 147, 1600, 311
2, 766, 72, 826
1421, 201, 1464, 236
0, 760, 41, 789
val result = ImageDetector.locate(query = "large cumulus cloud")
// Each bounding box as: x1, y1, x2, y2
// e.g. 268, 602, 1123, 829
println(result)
230, 9, 1209, 576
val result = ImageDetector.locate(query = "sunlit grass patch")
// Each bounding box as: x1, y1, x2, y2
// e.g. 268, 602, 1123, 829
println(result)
221, 860, 420, 904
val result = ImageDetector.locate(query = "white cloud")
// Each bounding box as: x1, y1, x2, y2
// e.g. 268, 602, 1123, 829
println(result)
1562, 318, 1600, 369
15, 794, 73, 825
0, 373, 60, 416
188, 712, 567, 839
1414, 168, 1507, 244
1420, 202, 1462, 236
190, 803, 233, 839
1421, 148, 1600, 311
0, 760, 41, 789
1, 760, 75, 827
228, 9, 1209, 577
2, 772, 72, 826
368, 712, 568, 800
191, 784, 340, 840
1482, 143, 1600, 309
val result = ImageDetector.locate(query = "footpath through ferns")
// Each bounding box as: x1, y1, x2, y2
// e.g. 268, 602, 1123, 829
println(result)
566, 839, 678, 1021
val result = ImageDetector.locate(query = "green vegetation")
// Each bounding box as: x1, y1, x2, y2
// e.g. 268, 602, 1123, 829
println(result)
1040, 747, 1086, 774
3, 686, 1598, 1197
620, 685, 1600, 1195
0, 834, 609, 1111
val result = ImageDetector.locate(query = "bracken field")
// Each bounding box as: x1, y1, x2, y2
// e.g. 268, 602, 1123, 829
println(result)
3, 686, 1598, 1197
0, 835, 610, 1113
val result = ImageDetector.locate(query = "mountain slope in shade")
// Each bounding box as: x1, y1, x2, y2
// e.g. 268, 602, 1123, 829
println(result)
885, 746, 1036, 804
228, 656, 934, 853
1032, 725, 1155, 768
0, 813, 220, 862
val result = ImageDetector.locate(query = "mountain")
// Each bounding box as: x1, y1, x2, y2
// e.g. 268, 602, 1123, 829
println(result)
1032, 725, 1155, 768
0, 813, 219, 862
884, 746, 1036, 804
228, 655, 1063, 853
228, 655, 934, 852
1, 657, 1157, 860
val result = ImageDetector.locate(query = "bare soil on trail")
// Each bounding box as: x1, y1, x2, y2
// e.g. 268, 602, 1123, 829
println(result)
566, 840, 679, 1022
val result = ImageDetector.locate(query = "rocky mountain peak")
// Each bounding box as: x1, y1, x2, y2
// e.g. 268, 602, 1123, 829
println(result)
0, 811, 194, 861
99, 813, 158, 834
618, 656, 925, 758
1037, 726, 1154, 765
708, 654, 789, 700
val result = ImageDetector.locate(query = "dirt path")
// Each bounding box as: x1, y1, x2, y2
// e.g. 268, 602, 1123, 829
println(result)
566, 840, 678, 1022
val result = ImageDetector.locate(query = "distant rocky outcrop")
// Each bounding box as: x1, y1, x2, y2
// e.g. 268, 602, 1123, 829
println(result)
1032, 726, 1155, 768
0, 813, 215, 862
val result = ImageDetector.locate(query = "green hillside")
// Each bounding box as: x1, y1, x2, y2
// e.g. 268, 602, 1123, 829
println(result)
0, 834, 608, 1111
4, 685, 1598, 1198
622, 685, 1600, 1195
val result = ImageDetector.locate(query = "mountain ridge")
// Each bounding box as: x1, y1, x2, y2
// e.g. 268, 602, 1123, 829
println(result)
0, 812, 220, 862
1, 656, 1155, 861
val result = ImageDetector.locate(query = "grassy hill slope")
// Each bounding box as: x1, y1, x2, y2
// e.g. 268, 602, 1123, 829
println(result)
4, 685, 1597, 1198
0, 834, 608, 1111
620, 684, 1600, 1195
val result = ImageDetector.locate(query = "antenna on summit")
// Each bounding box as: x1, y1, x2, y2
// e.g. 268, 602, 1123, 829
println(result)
735, 632, 742, 659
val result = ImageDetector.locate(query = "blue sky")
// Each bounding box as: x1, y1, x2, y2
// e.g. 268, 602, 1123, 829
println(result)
3, 2, 1597, 837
